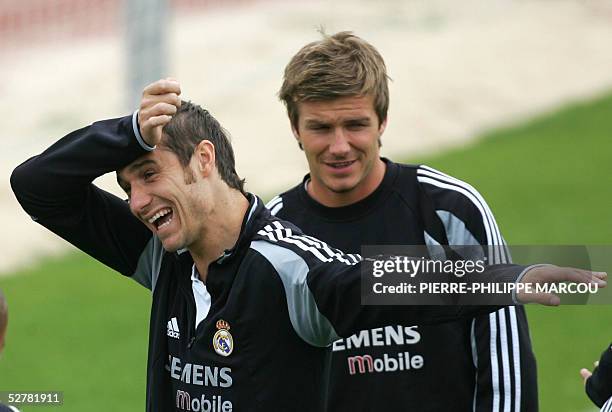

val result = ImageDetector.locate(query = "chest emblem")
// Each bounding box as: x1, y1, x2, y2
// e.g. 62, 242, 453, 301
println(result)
213, 319, 234, 357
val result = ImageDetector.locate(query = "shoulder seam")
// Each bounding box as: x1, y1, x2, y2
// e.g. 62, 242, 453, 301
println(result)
416, 166, 509, 262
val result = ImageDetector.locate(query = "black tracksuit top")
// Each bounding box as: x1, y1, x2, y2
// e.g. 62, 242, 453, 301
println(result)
268, 160, 537, 412
11, 114, 524, 411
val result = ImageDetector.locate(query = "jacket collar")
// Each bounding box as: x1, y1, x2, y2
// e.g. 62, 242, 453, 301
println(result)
213, 192, 263, 264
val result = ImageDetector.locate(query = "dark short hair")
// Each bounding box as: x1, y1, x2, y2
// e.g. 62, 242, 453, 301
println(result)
161, 101, 245, 193
279, 31, 390, 130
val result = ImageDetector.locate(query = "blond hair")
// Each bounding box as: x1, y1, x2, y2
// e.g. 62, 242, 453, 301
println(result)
279, 31, 390, 130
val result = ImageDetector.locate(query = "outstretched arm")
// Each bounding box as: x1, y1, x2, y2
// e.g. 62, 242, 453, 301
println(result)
252, 219, 605, 347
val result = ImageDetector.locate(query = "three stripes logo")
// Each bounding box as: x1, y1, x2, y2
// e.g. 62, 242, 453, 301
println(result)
167, 317, 180, 339
257, 220, 361, 265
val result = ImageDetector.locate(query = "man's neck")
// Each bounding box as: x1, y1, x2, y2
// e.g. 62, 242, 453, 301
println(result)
190, 190, 250, 283
308, 158, 386, 207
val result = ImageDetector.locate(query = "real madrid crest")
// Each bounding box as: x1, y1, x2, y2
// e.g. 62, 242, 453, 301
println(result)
213, 319, 234, 357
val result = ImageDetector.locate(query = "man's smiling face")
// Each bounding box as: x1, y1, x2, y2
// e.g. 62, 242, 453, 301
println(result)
294, 94, 386, 204
117, 148, 206, 252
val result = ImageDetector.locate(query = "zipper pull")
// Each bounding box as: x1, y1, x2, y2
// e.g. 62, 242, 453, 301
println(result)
187, 336, 196, 349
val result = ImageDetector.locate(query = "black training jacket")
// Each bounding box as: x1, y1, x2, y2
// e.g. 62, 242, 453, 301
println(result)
267, 159, 537, 411
11, 113, 525, 411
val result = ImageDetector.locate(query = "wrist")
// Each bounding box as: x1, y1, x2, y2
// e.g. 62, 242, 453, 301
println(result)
132, 110, 156, 151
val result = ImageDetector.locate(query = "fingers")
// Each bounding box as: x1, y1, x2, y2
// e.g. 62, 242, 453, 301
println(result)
563, 268, 607, 288
524, 266, 607, 288
140, 109, 174, 147
142, 78, 181, 98
580, 368, 592, 385
518, 266, 607, 305
593, 271, 608, 282
138, 78, 181, 147
140, 92, 182, 111
140, 78, 182, 116
140, 102, 178, 120
142, 114, 173, 131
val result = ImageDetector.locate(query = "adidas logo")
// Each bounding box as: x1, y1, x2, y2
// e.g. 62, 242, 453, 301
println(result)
167, 317, 180, 339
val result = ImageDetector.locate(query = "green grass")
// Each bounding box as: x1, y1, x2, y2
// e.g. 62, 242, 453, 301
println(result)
1, 91, 611, 411
411, 93, 612, 244
408, 92, 612, 411
0, 254, 150, 411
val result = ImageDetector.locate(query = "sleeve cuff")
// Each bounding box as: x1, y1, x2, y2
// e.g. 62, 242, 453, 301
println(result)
512, 264, 552, 304
132, 110, 156, 151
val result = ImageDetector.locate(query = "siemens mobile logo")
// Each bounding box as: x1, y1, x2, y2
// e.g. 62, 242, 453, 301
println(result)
347, 352, 424, 375
176, 390, 232, 412
332, 325, 421, 351
168, 356, 233, 388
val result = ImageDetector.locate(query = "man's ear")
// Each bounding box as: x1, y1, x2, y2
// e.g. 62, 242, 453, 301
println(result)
194, 140, 216, 177
378, 118, 388, 136
291, 124, 303, 151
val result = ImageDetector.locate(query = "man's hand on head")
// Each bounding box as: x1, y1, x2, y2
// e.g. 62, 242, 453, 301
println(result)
139, 78, 182, 147
516, 265, 607, 306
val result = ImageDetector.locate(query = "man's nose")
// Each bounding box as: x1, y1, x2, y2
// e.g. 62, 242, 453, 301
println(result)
129, 184, 152, 216
328, 128, 351, 156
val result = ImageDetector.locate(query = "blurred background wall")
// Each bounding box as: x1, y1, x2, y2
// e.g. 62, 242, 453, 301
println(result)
2, 0, 612, 275
1, 0, 612, 274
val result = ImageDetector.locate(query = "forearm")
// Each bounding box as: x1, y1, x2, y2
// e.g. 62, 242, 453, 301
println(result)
10, 113, 153, 278
11, 113, 145, 214
311, 261, 526, 340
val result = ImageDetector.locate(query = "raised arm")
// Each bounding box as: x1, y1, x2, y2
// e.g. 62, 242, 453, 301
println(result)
10, 113, 155, 282
11, 79, 182, 290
